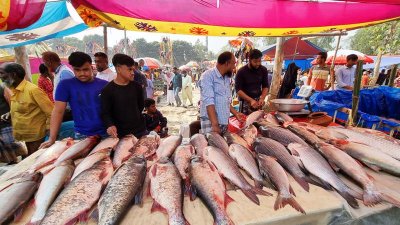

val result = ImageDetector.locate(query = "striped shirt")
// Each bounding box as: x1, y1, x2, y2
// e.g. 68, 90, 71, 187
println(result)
199, 67, 232, 125
309, 65, 330, 91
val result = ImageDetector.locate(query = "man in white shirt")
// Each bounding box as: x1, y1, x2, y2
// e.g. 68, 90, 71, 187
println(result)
94, 52, 116, 82
335, 54, 358, 91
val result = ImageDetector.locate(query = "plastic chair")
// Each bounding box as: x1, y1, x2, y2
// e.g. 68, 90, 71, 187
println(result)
332, 107, 352, 126
379, 119, 400, 137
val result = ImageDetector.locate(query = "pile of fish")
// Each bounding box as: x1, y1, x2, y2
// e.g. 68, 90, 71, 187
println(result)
1, 110, 400, 225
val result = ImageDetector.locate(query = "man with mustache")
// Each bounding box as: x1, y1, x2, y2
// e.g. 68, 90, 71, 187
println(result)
199, 51, 244, 134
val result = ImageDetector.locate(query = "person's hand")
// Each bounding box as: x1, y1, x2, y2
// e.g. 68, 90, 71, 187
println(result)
107, 126, 118, 138
257, 99, 265, 108
211, 124, 221, 134
39, 138, 55, 149
250, 99, 258, 109
1, 112, 10, 122
235, 112, 246, 123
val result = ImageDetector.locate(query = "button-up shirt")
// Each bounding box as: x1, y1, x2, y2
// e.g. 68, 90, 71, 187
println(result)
199, 67, 232, 125
54, 64, 74, 99
96, 68, 116, 82
336, 66, 356, 90
10, 80, 54, 142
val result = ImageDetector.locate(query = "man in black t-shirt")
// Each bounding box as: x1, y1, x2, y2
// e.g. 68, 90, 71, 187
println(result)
101, 54, 147, 138
235, 49, 269, 115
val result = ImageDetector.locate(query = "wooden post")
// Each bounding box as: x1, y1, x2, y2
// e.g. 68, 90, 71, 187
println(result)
269, 37, 284, 100
124, 29, 128, 54
388, 64, 398, 87
329, 33, 342, 90
370, 49, 383, 86
351, 60, 364, 126
103, 24, 108, 54
14, 46, 32, 82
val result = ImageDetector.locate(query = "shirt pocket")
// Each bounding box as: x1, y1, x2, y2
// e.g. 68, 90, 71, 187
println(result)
13, 100, 31, 114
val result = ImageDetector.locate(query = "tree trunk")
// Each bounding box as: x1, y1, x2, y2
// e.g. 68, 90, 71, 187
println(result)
269, 37, 284, 100
103, 25, 108, 54
388, 64, 398, 87
329, 34, 342, 90
370, 49, 383, 86
351, 60, 364, 126
14, 46, 32, 82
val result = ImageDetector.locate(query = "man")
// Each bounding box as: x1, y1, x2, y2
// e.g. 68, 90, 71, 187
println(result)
182, 70, 193, 107
133, 61, 147, 99
0, 63, 53, 155
307, 52, 332, 91
235, 49, 269, 115
40, 52, 108, 149
377, 69, 387, 86
94, 52, 116, 82
361, 70, 370, 87
143, 98, 168, 137
172, 67, 182, 107
199, 52, 244, 134
336, 54, 358, 91
101, 54, 147, 138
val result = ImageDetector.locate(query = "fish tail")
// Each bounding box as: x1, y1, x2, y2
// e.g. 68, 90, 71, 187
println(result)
274, 194, 306, 214
293, 176, 310, 192
183, 178, 192, 196
381, 193, 400, 208
252, 186, 273, 197
363, 190, 383, 206
242, 189, 260, 205
337, 189, 359, 208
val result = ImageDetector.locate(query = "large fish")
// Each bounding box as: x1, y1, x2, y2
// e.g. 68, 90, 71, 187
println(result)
315, 142, 383, 206
203, 146, 269, 205
207, 132, 229, 154
173, 144, 195, 194
133, 132, 160, 159
156, 135, 183, 159
29, 138, 74, 172
240, 124, 258, 147
98, 156, 147, 225
113, 135, 138, 168
228, 144, 266, 189
90, 137, 119, 154
259, 125, 308, 147
0, 173, 42, 224
189, 156, 234, 225
149, 157, 188, 225
71, 148, 111, 180
295, 122, 325, 133
287, 143, 359, 208
285, 123, 323, 147
257, 155, 305, 214
347, 127, 400, 145
54, 136, 99, 166
245, 110, 265, 128
223, 132, 251, 150
190, 133, 208, 156
29, 161, 75, 225
275, 112, 293, 123
331, 139, 400, 176
253, 137, 309, 192
40, 158, 113, 225
265, 113, 280, 126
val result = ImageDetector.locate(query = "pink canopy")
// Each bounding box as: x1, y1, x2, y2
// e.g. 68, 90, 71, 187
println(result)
71, 0, 400, 36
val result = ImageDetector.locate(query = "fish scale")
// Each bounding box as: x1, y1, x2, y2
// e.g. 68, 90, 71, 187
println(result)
259, 125, 308, 147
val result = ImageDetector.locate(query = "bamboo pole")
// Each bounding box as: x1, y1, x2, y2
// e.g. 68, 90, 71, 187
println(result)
14, 46, 32, 82
124, 29, 128, 54
388, 64, 398, 87
351, 60, 364, 126
103, 24, 108, 54
329, 33, 342, 90
269, 37, 285, 100
370, 49, 383, 86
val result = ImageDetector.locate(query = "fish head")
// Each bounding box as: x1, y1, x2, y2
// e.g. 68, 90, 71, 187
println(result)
157, 157, 170, 164
190, 155, 203, 164
258, 126, 271, 137
129, 155, 147, 165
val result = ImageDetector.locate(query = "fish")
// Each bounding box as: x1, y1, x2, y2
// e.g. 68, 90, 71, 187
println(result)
245, 110, 265, 128
257, 155, 305, 214
285, 123, 323, 147
318, 127, 400, 160
53, 136, 100, 166
133, 133, 160, 159
29, 161, 75, 225
113, 135, 138, 168
265, 113, 280, 126
228, 144, 266, 189
98, 156, 147, 225
259, 125, 308, 147
315, 142, 383, 206
275, 112, 294, 123
29, 138, 74, 172
40, 158, 113, 225
207, 132, 229, 154
240, 124, 258, 147
253, 137, 310, 192
223, 132, 251, 150
71, 148, 111, 180
190, 133, 208, 156
347, 127, 400, 145
0, 172, 42, 224
295, 122, 325, 133
189, 156, 234, 225
90, 137, 119, 154
331, 139, 400, 176
156, 135, 183, 159
173, 144, 195, 194
287, 143, 359, 208
149, 157, 188, 225
203, 146, 270, 205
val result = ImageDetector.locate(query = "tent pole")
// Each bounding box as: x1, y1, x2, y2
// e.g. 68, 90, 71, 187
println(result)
269, 37, 284, 101
351, 60, 364, 126
14, 46, 32, 82
370, 49, 383, 86
103, 24, 108, 54
292, 37, 300, 61
124, 29, 128, 54
388, 64, 398, 87
329, 32, 342, 90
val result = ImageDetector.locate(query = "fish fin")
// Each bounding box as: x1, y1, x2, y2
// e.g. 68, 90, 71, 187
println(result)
241, 189, 260, 205
224, 193, 235, 209
304, 176, 332, 191
293, 176, 310, 192
363, 190, 383, 207
336, 189, 359, 209
328, 160, 340, 172
183, 178, 192, 196
366, 173, 375, 181
184, 218, 191, 225
151, 164, 158, 177
381, 193, 400, 208
330, 139, 349, 147
223, 180, 237, 191
88, 207, 99, 223
274, 194, 306, 214
134, 188, 144, 206
151, 200, 167, 214
254, 179, 264, 189
363, 162, 381, 172
290, 149, 300, 157
289, 185, 296, 197
252, 187, 273, 196
13, 202, 27, 222
189, 185, 197, 201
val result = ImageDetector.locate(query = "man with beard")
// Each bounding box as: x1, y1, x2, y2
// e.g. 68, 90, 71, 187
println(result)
199, 51, 244, 134
235, 49, 269, 115
94, 52, 116, 82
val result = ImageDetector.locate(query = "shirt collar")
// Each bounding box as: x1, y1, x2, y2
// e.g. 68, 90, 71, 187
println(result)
214, 67, 223, 78
15, 79, 27, 92
55, 64, 63, 74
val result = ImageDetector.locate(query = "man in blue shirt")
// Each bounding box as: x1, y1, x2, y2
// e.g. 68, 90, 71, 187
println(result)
336, 54, 358, 91
40, 52, 108, 149
172, 67, 182, 107
199, 52, 244, 134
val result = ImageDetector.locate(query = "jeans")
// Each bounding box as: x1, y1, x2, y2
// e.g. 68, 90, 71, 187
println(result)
173, 87, 182, 106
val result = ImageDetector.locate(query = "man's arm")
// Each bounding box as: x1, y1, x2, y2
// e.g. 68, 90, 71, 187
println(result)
201, 73, 220, 133
137, 85, 144, 112
100, 87, 115, 130
235, 70, 258, 107
158, 111, 168, 128
39, 101, 66, 149
307, 68, 313, 85
336, 68, 353, 90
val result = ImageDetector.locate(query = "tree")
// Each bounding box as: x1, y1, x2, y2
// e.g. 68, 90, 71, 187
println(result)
309, 37, 334, 51
261, 37, 276, 47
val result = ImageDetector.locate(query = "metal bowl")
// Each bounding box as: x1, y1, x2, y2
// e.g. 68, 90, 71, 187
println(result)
270, 99, 309, 112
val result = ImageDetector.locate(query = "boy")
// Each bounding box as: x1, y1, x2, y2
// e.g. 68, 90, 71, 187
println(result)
143, 98, 168, 137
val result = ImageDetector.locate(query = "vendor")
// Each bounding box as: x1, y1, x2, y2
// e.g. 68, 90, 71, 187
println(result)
307, 52, 333, 91
234, 49, 269, 115
199, 51, 244, 134
336, 54, 358, 91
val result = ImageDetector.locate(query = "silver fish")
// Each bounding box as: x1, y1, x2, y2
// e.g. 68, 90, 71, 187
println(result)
259, 125, 308, 147
190, 133, 208, 156
156, 135, 183, 159
90, 137, 119, 154
245, 110, 265, 127
240, 124, 258, 147
223, 132, 251, 150
173, 144, 195, 194
113, 135, 138, 168
71, 148, 111, 180
54, 136, 99, 166
207, 132, 229, 154
133, 133, 160, 159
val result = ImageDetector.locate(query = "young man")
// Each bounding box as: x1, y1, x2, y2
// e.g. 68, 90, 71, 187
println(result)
94, 52, 116, 82
336, 54, 358, 91
172, 67, 182, 107
307, 52, 332, 91
235, 49, 269, 115
40, 52, 108, 149
101, 54, 147, 138
0, 63, 54, 155
181, 70, 193, 107
199, 52, 244, 134
143, 98, 168, 137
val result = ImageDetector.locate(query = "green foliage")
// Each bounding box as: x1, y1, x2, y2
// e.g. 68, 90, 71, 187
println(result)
308, 37, 334, 51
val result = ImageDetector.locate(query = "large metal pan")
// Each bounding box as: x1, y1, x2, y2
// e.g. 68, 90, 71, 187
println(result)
270, 99, 309, 112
